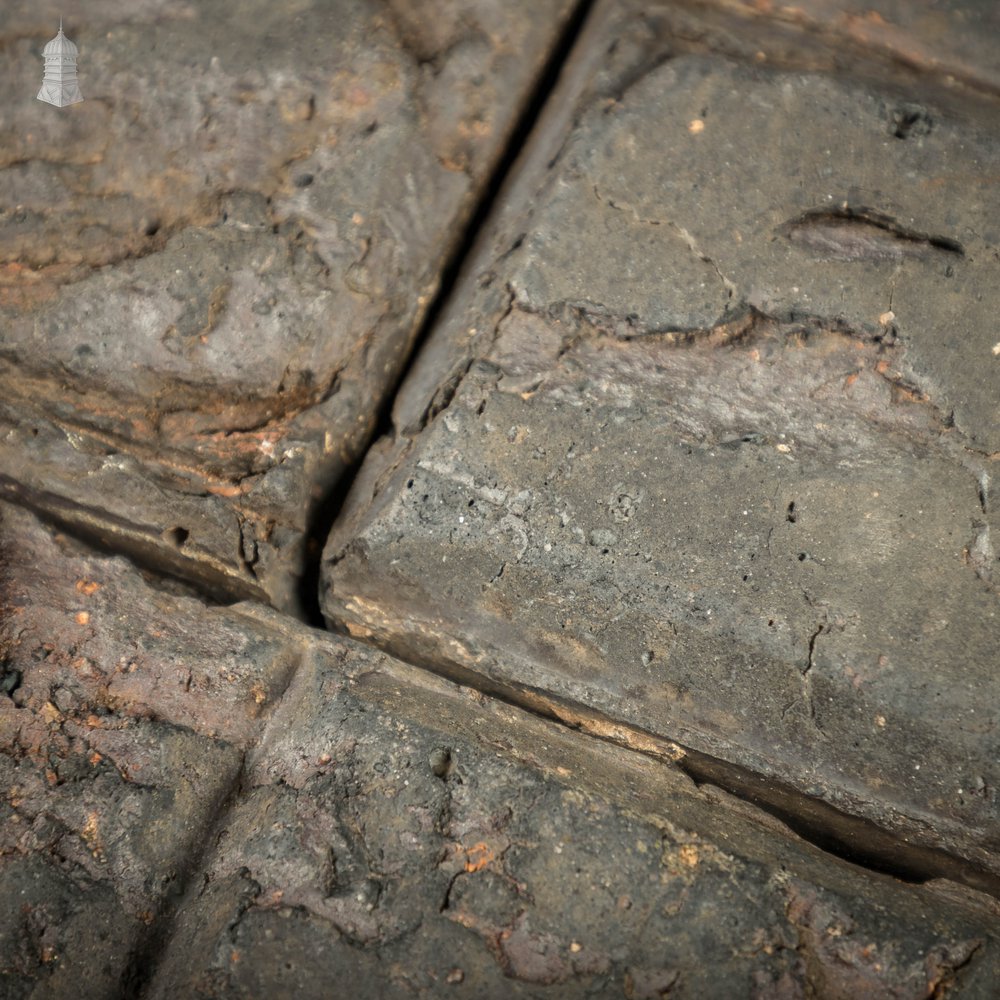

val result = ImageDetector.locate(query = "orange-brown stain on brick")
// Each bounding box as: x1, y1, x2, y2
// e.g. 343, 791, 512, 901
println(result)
464, 842, 496, 872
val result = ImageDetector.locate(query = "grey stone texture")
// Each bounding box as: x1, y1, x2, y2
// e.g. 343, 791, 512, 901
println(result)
0, 0, 575, 609
2, 0, 1000, 995
145, 625, 1000, 999
322, 0, 1000, 888
508, 54, 999, 451
6, 502, 999, 998
678, 0, 1000, 96
0, 503, 299, 997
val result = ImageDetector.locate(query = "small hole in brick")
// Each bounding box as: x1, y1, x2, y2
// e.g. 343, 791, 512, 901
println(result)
164, 527, 190, 549
430, 747, 453, 780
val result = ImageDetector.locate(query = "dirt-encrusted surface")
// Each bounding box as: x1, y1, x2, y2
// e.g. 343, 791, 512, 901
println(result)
0, 503, 297, 997
0, 0, 575, 609
322, 0, 1000, 886
148, 638, 1000, 999
6, 505, 998, 998
1, 0, 999, 996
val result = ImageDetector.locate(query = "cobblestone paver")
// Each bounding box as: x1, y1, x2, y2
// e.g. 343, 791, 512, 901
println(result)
4, 505, 998, 997
146, 635, 1000, 998
0, 504, 298, 997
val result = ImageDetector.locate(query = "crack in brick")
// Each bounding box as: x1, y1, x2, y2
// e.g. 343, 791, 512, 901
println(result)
592, 181, 738, 299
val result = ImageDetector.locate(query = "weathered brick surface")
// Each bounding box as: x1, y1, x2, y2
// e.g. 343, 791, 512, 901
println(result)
0, 0, 575, 608
2, 0, 1000, 994
8, 503, 996, 998
322, 1, 1000, 880
145, 633, 1000, 998
0, 504, 298, 997
676, 0, 1000, 95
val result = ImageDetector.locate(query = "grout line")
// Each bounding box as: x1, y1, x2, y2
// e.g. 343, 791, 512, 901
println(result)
324, 625, 1000, 905
292, 0, 602, 626
0, 474, 268, 606
121, 646, 308, 1000
89, 8, 607, 992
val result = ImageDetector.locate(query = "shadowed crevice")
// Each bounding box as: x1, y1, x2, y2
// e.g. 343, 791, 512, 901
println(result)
293, 0, 601, 626
320, 613, 1000, 905
781, 207, 964, 262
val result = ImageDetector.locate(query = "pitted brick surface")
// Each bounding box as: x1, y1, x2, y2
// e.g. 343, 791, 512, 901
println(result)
145, 637, 1000, 998
0, 0, 575, 608
321, 2, 1000, 882
2, 0, 1000, 994
0, 504, 298, 997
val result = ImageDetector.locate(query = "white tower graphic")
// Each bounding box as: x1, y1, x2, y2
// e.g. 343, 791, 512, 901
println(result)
37, 19, 84, 107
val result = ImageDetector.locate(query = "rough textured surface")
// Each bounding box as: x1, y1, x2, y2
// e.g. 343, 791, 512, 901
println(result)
3, 0, 1000, 995
145, 633, 1000, 999
0, 504, 297, 997
507, 55, 999, 450
675, 0, 1000, 96
0, 0, 575, 608
6, 502, 998, 998
322, 6, 1000, 882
